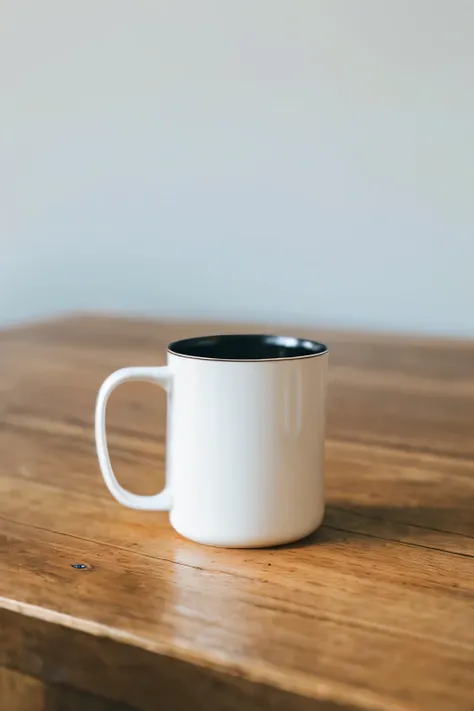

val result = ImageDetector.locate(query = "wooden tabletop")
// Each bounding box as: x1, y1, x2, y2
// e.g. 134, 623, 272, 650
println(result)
1, 316, 473, 711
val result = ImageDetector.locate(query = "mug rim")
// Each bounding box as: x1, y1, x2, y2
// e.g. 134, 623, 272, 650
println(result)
168, 333, 328, 362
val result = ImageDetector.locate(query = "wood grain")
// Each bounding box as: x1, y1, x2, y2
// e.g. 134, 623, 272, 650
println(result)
0, 666, 135, 711
1, 315, 474, 711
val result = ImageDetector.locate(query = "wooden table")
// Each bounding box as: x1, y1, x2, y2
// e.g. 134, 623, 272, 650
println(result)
1, 316, 473, 711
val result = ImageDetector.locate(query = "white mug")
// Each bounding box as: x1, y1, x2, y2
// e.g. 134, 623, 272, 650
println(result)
95, 334, 328, 547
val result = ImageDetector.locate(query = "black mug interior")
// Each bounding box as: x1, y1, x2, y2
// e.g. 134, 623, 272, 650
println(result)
168, 334, 327, 361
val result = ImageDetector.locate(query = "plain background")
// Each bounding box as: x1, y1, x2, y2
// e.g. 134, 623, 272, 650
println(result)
2, 0, 473, 334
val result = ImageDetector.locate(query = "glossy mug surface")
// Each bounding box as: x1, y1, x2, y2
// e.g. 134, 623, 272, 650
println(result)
95, 334, 328, 547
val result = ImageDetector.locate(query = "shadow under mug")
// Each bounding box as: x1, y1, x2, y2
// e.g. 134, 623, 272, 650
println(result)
95, 334, 328, 548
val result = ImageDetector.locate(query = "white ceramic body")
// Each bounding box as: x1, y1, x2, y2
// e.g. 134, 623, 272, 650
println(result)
95, 349, 327, 548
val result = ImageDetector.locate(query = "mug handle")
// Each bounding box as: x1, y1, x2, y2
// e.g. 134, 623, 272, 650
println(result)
95, 366, 173, 510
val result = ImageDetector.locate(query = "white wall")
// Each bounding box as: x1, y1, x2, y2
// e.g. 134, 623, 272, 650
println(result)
2, 0, 474, 334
